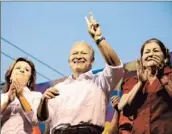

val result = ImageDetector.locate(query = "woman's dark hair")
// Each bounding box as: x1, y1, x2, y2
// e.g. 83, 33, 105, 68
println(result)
140, 38, 171, 67
3, 57, 36, 93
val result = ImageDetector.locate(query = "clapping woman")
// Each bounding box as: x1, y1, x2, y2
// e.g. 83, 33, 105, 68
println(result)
1, 57, 42, 134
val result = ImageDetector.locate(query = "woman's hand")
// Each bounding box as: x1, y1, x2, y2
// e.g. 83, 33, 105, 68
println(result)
13, 78, 25, 98
136, 59, 148, 83
111, 96, 120, 112
7, 83, 16, 103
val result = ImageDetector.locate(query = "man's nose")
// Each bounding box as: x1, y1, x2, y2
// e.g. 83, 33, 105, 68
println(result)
76, 57, 82, 60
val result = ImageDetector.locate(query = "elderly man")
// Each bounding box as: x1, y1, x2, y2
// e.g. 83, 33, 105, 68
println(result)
37, 13, 124, 134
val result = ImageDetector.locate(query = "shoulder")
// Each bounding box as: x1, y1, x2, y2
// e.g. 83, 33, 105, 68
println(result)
53, 81, 66, 89
1, 92, 8, 98
1, 92, 9, 96
52, 77, 68, 86
1, 92, 7, 96
1, 93, 8, 104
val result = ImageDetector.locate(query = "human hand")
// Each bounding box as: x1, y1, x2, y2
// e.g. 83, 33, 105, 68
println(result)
43, 87, 59, 100
152, 55, 164, 69
136, 59, 148, 83
85, 12, 103, 41
7, 83, 16, 103
13, 78, 25, 98
111, 96, 120, 111
160, 75, 169, 86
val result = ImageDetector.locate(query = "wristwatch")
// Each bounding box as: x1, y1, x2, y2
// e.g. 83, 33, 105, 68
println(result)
96, 36, 105, 45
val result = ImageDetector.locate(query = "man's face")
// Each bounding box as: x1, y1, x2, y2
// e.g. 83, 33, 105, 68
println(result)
142, 42, 164, 68
69, 43, 94, 74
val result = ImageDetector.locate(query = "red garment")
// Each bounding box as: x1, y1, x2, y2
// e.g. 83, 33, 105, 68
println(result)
122, 67, 172, 134
119, 113, 132, 126
118, 108, 132, 134
119, 105, 133, 134
32, 126, 41, 134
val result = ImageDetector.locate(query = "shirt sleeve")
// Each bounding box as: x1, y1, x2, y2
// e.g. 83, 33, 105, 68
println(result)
42, 84, 61, 124
45, 98, 56, 124
0, 93, 10, 118
94, 62, 124, 95
22, 92, 42, 125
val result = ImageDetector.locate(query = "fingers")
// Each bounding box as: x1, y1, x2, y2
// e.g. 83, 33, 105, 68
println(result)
111, 96, 120, 108
136, 59, 142, 74
45, 92, 56, 99
153, 55, 163, 62
112, 101, 119, 108
112, 97, 120, 105
9, 83, 15, 91
136, 59, 143, 69
85, 16, 90, 27
49, 88, 59, 95
85, 12, 98, 28
137, 59, 146, 73
13, 80, 19, 90
90, 12, 99, 25
152, 55, 164, 67
8, 87, 16, 102
136, 59, 140, 72
85, 12, 102, 39
136, 59, 140, 68
160, 76, 169, 85
111, 96, 120, 103
137, 59, 149, 82
85, 16, 95, 35
44, 88, 59, 99
13, 78, 21, 89
13, 78, 24, 95
89, 12, 95, 23
162, 76, 168, 81
9, 87, 16, 95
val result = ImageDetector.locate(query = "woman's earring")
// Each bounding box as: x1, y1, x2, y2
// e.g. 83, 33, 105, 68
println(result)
164, 58, 168, 65
10, 78, 12, 83
27, 82, 30, 86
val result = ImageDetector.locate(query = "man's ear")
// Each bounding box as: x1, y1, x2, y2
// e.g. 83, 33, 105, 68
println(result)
91, 57, 95, 65
68, 59, 72, 68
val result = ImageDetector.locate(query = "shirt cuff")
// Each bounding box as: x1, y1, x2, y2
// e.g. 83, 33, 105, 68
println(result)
105, 60, 124, 69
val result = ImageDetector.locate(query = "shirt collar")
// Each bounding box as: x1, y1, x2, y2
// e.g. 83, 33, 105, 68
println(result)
65, 70, 93, 84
